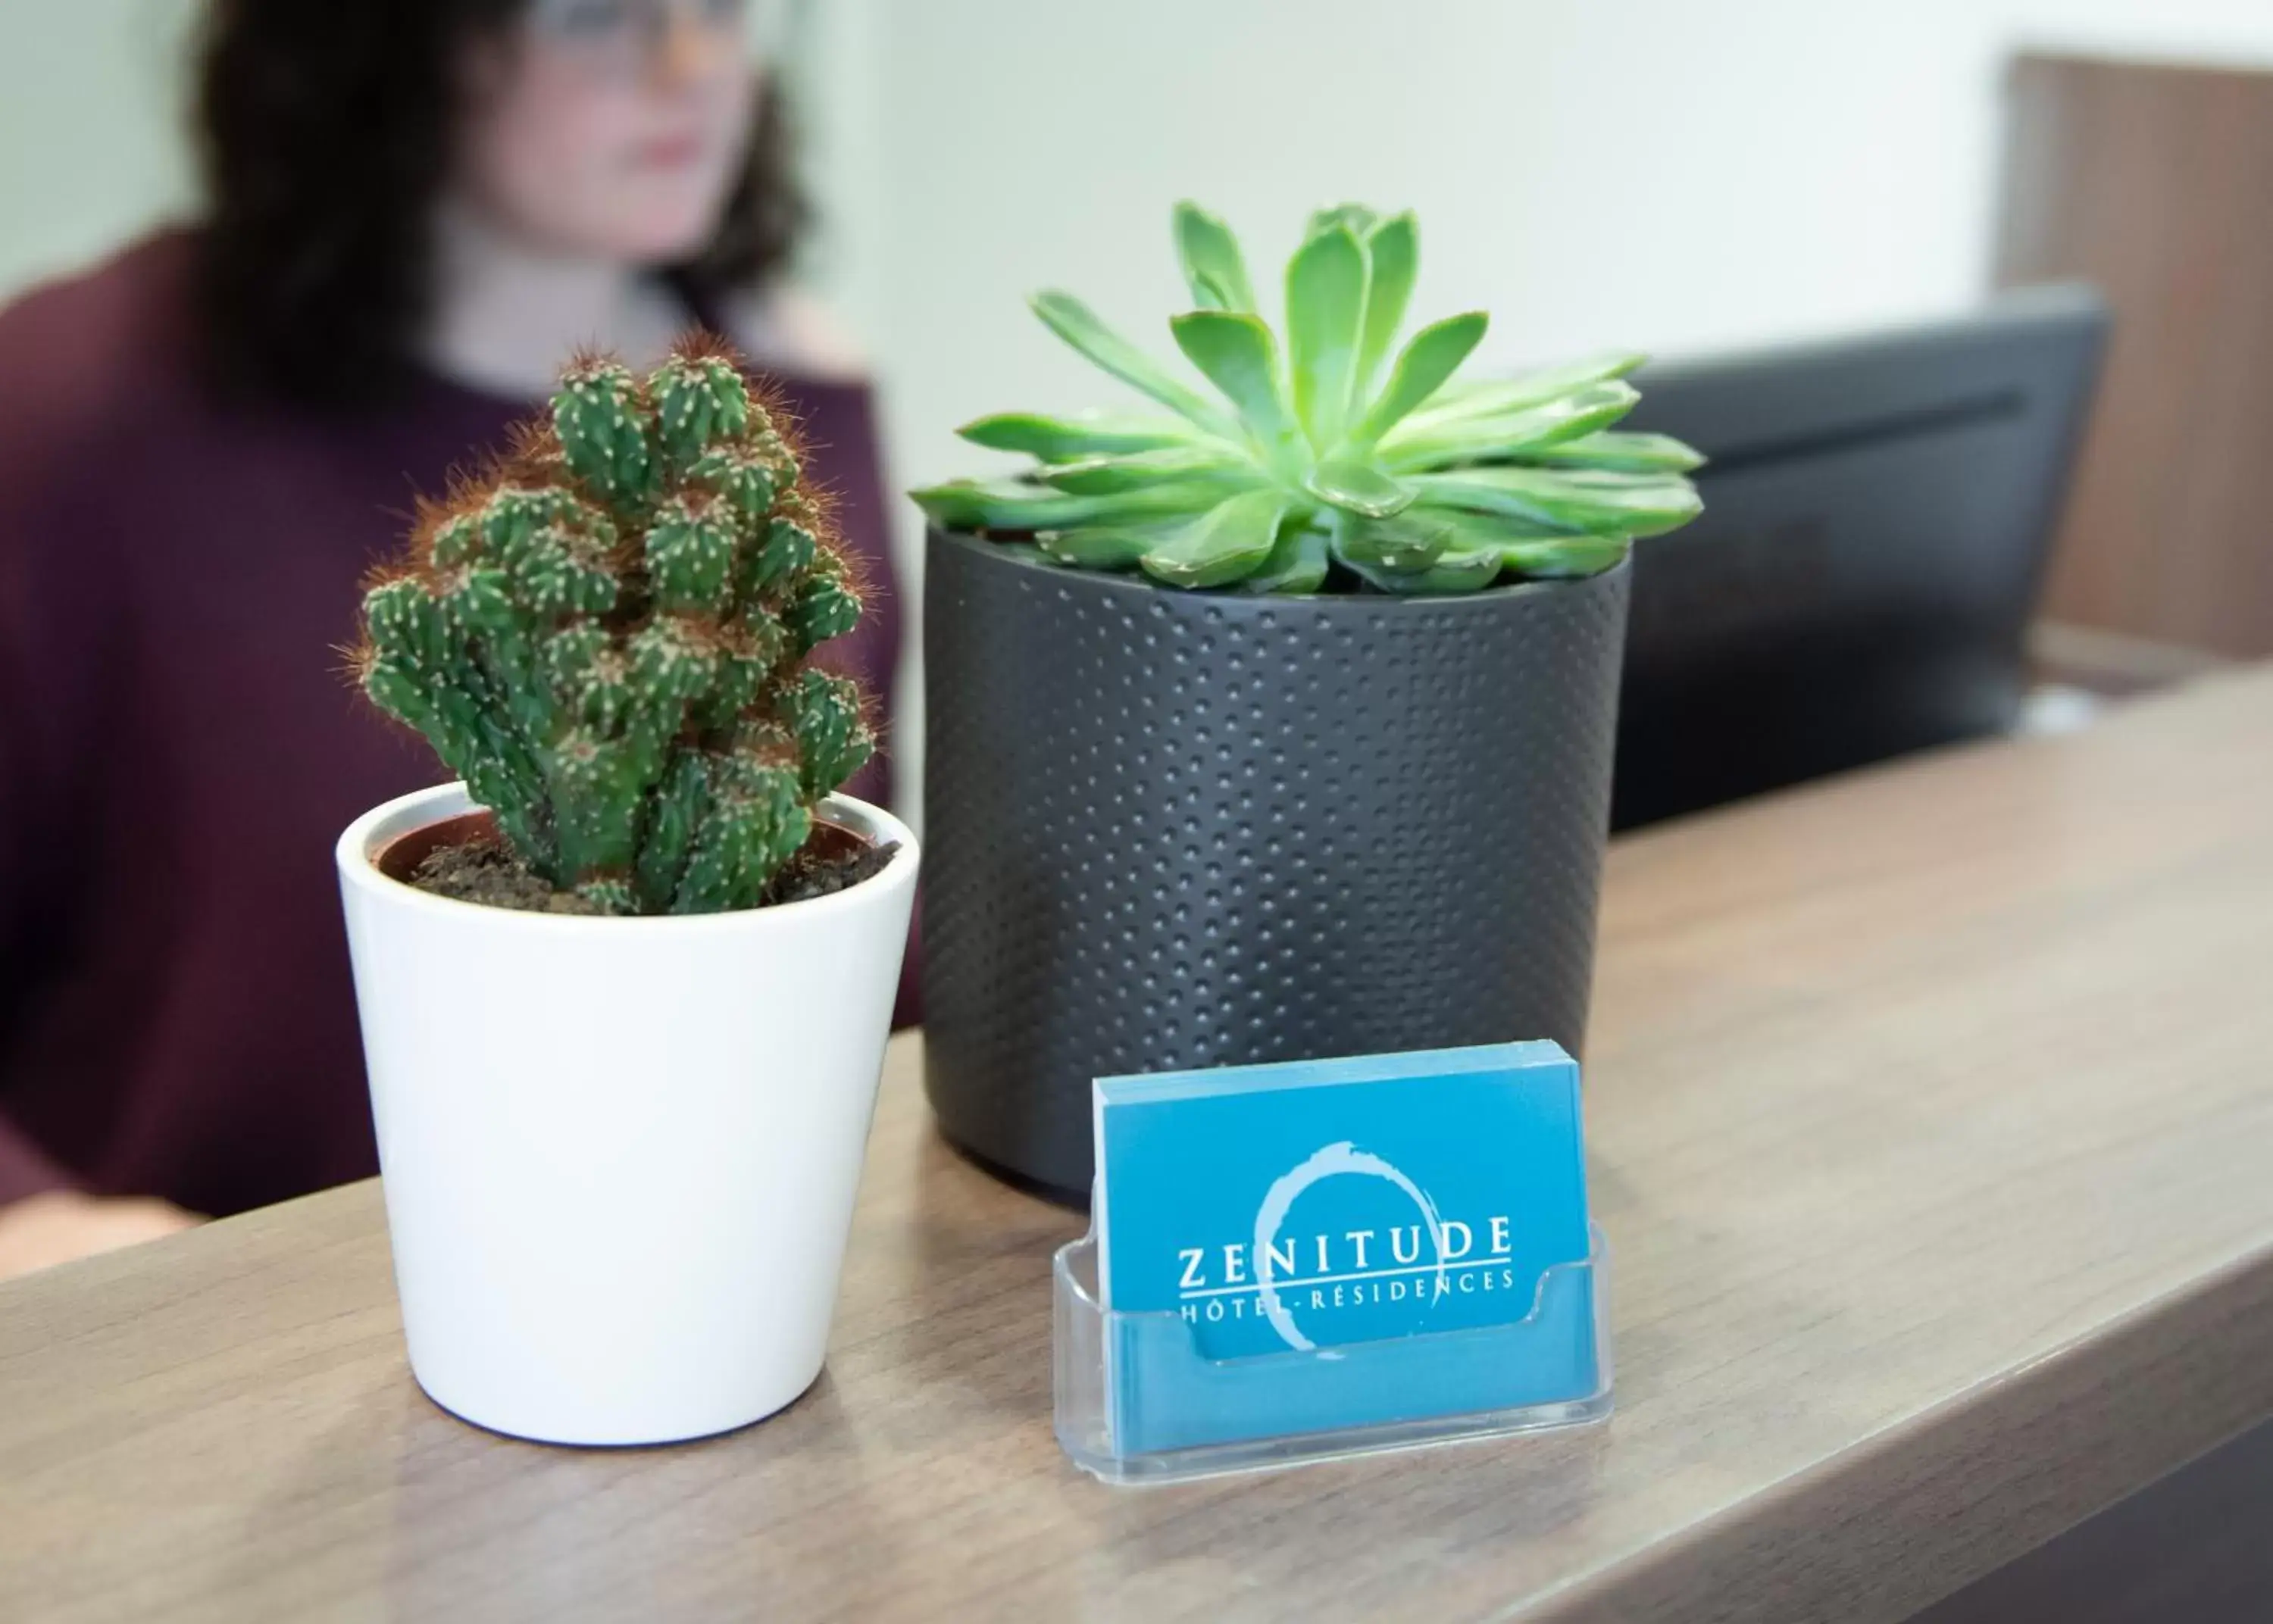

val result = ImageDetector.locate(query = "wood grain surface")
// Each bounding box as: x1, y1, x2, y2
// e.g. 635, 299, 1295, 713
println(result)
6, 670, 2273, 1623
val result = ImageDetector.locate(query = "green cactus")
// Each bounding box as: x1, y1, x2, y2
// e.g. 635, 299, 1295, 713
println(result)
911, 201, 1704, 593
357, 337, 875, 914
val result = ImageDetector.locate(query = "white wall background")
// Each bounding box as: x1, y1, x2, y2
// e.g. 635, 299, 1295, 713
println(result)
0, 0, 196, 299
10, 0, 2273, 819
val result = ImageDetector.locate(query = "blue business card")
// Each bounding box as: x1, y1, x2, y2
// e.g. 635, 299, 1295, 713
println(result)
1090, 1043, 1602, 1455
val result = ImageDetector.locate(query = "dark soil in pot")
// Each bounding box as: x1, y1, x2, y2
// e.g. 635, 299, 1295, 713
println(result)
377, 810, 894, 914
921, 526, 1633, 1204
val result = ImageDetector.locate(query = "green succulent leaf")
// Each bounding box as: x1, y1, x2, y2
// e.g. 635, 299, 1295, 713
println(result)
1139, 489, 1290, 588
1030, 291, 1237, 436
1306, 203, 1380, 240
1036, 446, 1258, 495
1402, 499, 1577, 544
1305, 453, 1415, 518
1522, 430, 1706, 473
1379, 381, 1641, 470
1406, 353, 1647, 433
1037, 525, 1159, 570
1172, 200, 1258, 314
1335, 511, 1452, 572
1346, 311, 1490, 447
1469, 379, 1640, 445
1285, 226, 1368, 449
1238, 521, 1332, 595
1168, 311, 1305, 469
1404, 546, 1507, 593
1333, 529, 1504, 594
1355, 211, 1418, 399
911, 476, 1242, 533
1500, 536, 1633, 578
956, 410, 1208, 462
1412, 467, 1704, 537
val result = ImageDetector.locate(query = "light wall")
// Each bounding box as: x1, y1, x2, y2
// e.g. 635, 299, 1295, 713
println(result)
0, 0, 196, 300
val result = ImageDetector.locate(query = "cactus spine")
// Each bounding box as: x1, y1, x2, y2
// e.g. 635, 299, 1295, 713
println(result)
357, 337, 874, 914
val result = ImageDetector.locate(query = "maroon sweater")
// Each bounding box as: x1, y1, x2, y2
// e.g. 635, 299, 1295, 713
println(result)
0, 234, 904, 1216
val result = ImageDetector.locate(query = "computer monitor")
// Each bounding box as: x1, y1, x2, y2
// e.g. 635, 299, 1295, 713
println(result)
1610, 286, 2109, 831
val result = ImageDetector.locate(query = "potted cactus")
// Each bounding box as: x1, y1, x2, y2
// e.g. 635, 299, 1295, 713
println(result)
913, 203, 1702, 1198
335, 339, 917, 1446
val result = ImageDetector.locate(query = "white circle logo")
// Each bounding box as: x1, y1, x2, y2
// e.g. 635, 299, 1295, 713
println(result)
1251, 1141, 1448, 1353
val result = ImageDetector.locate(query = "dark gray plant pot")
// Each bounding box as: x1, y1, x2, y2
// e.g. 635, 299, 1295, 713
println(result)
921, 526, 1631, 1202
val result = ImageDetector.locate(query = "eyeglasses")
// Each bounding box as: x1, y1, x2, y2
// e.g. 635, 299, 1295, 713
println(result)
527, 0, 794, 78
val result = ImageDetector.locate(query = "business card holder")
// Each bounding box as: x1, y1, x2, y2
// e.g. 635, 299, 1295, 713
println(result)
1052, 1223, 1612, 1485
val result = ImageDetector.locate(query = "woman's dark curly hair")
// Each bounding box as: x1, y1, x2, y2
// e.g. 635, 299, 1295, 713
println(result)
193, 0, 805, 410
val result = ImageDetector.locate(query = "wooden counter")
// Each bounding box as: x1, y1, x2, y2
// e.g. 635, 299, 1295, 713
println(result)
6, 669, 2273, 1622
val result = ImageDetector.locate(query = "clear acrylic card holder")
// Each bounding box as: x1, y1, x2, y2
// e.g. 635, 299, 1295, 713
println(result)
1053, 1222, 1612, 1485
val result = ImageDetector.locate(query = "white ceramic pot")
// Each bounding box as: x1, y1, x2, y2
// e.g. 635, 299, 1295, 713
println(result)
336, 782, 918, 1446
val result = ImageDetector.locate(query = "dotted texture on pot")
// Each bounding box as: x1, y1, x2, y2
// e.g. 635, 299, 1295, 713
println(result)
921, 529, 1632, 1199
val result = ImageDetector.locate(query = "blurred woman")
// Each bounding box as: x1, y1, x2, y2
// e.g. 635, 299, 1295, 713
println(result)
0, 0, 902, 1276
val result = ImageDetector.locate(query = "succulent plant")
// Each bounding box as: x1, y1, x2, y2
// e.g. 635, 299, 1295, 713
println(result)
912, 202, 1704, 594
356, 337, 875, 914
